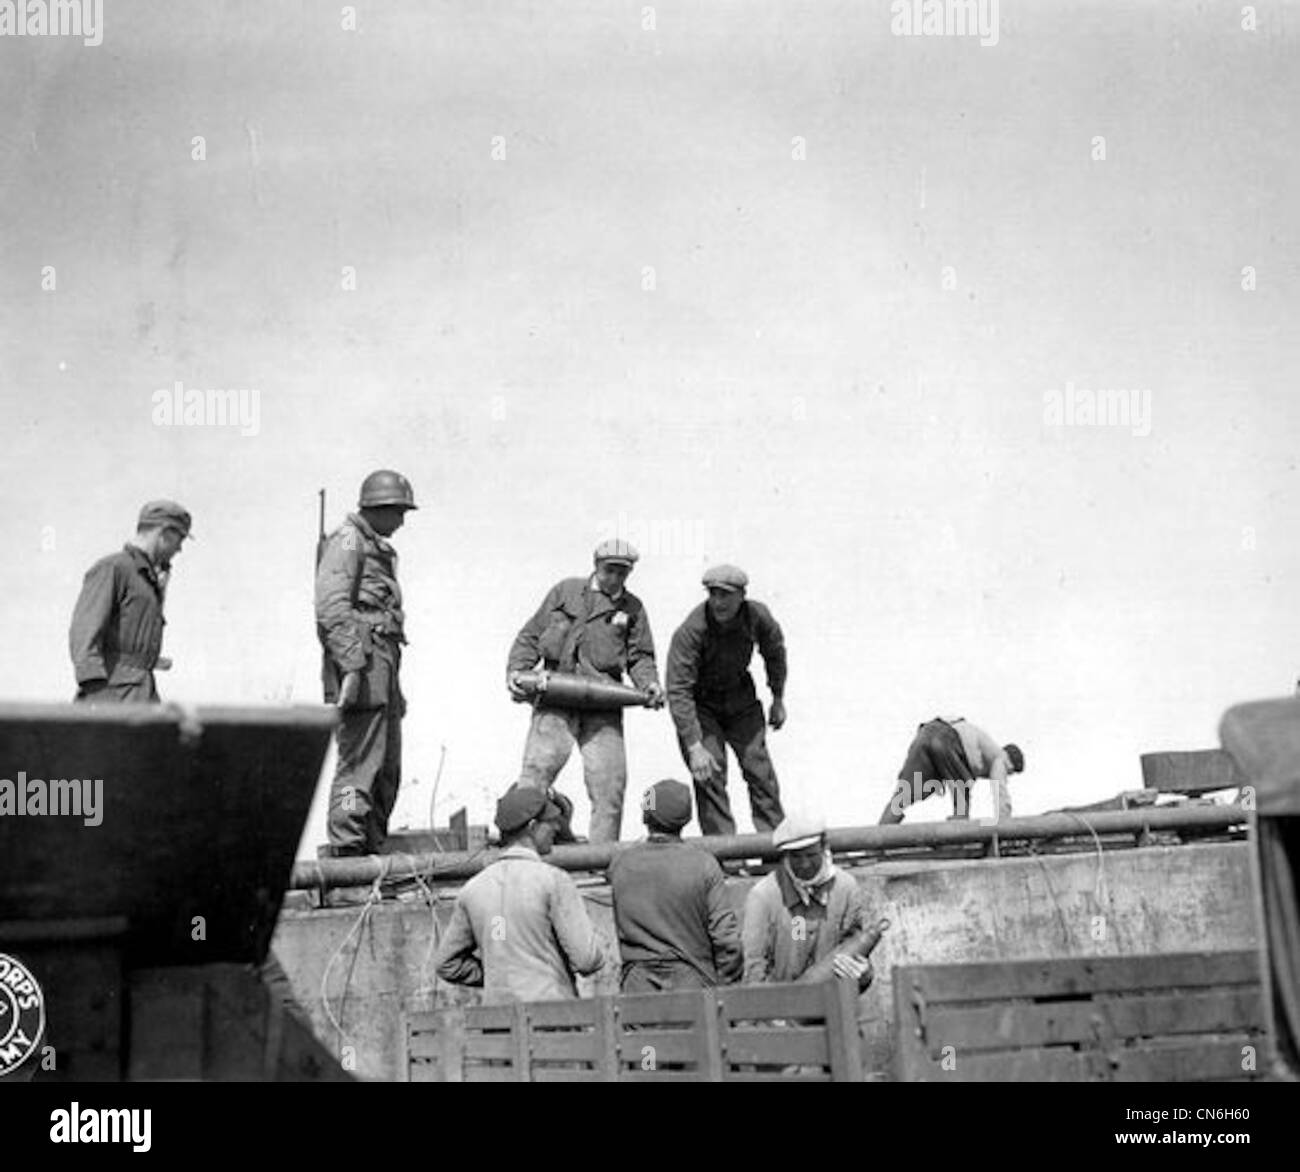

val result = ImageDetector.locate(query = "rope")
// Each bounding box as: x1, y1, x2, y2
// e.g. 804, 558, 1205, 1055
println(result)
318, 870, 387, 1046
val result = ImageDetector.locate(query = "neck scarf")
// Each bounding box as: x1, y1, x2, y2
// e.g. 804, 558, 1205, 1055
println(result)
784, 850, 834, 906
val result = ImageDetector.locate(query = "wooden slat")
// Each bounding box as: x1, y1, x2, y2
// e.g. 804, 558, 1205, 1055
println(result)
718, 982, 830, 1022
409, 1059, 439, 1083
464, 1065, 520, 1082
618, 1030, 707, 1065
464, 1005, 516, 1029
529, 1036, 601, 1062
462, 1035, 517, 1060
617, 990, 712, 1025
722, 1029, 829, 1066
531, 1067, 604, 1082
917, 1048, 1105, 1082
898, 951, 1257, 1004
823, 977, 863, 1082
527, 1000, 600, 1028
1110, 1038, 1264, 1082
406, 1012, 443, 1033
618, 1069, 710, 1083
923, 988, 1265, 1054
726, 1070, 832, 1082
406, 1032, 446, 1061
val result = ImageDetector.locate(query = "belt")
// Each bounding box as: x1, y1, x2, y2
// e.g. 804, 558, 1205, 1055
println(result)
107, 650, 156, 670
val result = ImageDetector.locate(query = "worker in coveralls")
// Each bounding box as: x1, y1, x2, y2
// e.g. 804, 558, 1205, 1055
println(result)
315, 470, 417, 857
68, 499, 192, 702
608, 779, 743, 992
666, 564, 787, 837
742, 811, 874, 988
878, 717, 1025, 825
506, 539, 664, 844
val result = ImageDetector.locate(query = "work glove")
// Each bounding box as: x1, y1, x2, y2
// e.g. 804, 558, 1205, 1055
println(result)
337, 670, 362, 710
643, 682, 665, 709
768, 698, 786, 730
687, 742, 717, 783
831, 953, 873, 991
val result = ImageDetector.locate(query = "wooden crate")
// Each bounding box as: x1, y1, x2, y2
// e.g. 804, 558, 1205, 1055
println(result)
894, 950, 1265, 1082
406, 980, 864, 1083
1140, 750, 1247, 796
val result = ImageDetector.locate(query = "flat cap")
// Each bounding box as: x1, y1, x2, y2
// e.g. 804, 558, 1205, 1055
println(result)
702, 564, 748, 591
641, 779, 693, 831
138, 500, 193, 539
495, 786, 561, 835
593, 538, 639, 566
772, 810, 825, 851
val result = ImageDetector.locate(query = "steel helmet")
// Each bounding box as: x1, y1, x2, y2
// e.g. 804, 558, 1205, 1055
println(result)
358, 470, 417, 510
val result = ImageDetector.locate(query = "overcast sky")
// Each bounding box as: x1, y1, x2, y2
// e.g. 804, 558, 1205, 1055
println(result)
1, 1, 1296, 853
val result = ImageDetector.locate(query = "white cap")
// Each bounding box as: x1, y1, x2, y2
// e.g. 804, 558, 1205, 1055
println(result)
772, 811, 825, 851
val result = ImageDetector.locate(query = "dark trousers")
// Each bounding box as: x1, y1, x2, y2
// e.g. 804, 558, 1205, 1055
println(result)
881, 719, 975, 824
682, 698, 783, 837
620, 959, 713, 994
328, 685, 403, 856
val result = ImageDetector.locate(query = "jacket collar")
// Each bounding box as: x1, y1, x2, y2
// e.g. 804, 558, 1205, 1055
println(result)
587, 574, 624, 604
775, 859, 835, 911
124, 543, 163, 593
348, 512, 393, 554
498, 844, 542, 862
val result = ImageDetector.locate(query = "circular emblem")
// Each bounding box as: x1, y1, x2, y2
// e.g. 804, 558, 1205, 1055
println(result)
0, 953, 46, 1077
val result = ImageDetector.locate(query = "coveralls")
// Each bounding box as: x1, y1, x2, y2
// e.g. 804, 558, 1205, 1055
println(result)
68, 545, 167, 702
315, 512, 406, 855
607, 834, 743, 992
666, 600, 787, 836
507, 576, 660, 843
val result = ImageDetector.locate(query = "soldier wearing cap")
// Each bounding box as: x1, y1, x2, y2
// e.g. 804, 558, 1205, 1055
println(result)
665, 564, 787, 837
315, 470, 417, 856
434, 785, 607, 1003
742, 811, 874, 988
68, 499, 193, 703
506, 538, 664, 843
607, 779, 743, 993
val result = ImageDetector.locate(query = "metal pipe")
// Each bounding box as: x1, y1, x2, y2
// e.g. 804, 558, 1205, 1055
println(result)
289, 804, 1246, 892
514, 670, 653, 710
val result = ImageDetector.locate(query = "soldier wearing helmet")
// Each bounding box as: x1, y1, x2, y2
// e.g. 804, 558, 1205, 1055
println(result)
665, 564, 788, 837
314, 470, 417, 856
505, 538, 664, 843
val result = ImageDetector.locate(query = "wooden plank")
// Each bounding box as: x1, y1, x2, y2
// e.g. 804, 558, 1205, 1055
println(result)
406, 1011, 443, 1033
722, 1029, 829, 1066
824, 977, 864, 1082
617, 989, 713, 1025
1140, 750, 1245, 795
406, 1032, 447, 1061
1110, 1038, 1264, 1082
527, 1000, 600, 1028
922, 988, 1265, 1054
913, 1048, 1105, 1082
440, 1010, 464, 1083
529, 1035, 601, 1062
898, 951, 1257, 1005
464, 1065, 520, 1082
409, 1059, 439, 1083
464, 1005, 516, 1030
894, 969, 934, 1083
596, 996, 619, 1082
618, 1031, 707, 1065
532, 1067, 604, 1082
617, 1069, 710, 1083
462, 1035, 517, 1060
512, 1001, 530, 1081
726, 1070, 832, 1082
718, 982, 830, 1022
